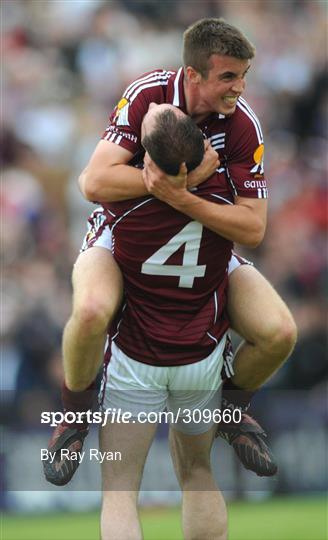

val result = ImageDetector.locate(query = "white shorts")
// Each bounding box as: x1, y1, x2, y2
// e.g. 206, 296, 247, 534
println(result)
81, 208, 253, 275
102, 336, 228, 435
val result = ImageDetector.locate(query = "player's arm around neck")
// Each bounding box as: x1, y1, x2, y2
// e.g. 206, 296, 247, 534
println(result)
173, 192, 267, 248
143, 162, 267, 248
143, 157, 266, 247
78, 140, 216, 203
79, 140, 148, 202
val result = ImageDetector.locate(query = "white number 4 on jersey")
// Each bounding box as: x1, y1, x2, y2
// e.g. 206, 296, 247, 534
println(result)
141, 221, 206, 288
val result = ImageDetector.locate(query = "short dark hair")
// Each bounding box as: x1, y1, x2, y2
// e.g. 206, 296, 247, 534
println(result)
183, 18, 255, 78
142, 109, 204, 176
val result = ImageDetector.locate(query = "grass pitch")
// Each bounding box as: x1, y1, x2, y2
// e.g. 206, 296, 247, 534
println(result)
2, 495, 327, 540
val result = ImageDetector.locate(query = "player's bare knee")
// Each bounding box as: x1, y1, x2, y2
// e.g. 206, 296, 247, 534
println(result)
262, 310, 297, 357
279, 312, 297, 354
72, 300, 112, 336
66, 372, 96, 392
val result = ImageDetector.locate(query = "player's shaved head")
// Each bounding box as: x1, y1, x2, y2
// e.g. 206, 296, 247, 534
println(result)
141, 104, 204, 176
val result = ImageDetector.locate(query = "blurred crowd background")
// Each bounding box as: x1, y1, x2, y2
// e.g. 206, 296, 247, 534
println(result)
2, 0, 327, 430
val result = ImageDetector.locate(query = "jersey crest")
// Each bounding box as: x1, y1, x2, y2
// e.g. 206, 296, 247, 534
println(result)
114, 97, 130, 126
250, 143, 265, 175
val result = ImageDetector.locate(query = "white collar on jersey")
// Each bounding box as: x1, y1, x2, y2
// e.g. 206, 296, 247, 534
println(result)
172, 67, 225, 119
172, 67, 183, 106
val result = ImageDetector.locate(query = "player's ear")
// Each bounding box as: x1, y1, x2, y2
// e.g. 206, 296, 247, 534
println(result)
179, 162, 187, 175
144, 152, 151, 167
185, 66, 202, 85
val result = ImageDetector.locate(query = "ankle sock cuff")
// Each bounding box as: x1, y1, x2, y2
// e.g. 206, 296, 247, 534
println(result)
61, 381, 97, 413
222, 379, 255, 411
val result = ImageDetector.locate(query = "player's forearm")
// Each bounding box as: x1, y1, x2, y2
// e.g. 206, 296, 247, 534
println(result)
79, 164, 148, 202
170, 192, 266, 247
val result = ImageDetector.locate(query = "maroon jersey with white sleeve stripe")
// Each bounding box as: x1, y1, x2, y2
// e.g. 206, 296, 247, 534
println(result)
102, 68, 268, 200
105, 176, 232, 367
96, 68, 268, 366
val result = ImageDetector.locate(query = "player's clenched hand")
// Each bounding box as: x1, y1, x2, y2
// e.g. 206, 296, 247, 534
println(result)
142, 153, 188, 205
187, 140, 220, 189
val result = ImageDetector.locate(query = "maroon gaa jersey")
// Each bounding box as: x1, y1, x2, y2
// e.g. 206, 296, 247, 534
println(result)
98, 68, 268, 366
103, 173, 232, 367
102, 68, 268, 200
